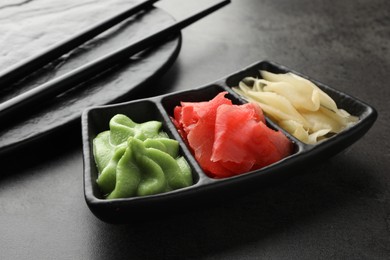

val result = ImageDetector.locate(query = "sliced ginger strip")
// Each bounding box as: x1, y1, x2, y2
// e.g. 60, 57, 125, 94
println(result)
233, 71, 358, 144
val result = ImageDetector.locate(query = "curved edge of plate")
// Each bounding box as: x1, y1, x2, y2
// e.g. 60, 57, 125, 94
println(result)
0, 34, 182, 158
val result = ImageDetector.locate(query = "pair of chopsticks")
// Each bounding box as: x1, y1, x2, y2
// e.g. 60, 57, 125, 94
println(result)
0, 0, 230, 121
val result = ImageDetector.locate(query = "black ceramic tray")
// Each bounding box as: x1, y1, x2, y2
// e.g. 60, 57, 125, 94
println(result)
82, 60, 377, 223
0, 7, 181, 156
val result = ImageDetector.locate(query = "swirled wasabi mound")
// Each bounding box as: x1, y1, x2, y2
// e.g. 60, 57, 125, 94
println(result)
93, 114, 192, 199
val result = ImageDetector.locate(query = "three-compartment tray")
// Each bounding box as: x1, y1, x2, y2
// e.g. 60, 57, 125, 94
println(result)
82, 60, 377, 223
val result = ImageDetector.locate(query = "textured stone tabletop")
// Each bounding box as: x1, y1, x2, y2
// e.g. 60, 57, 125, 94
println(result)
0, 0, 389, 259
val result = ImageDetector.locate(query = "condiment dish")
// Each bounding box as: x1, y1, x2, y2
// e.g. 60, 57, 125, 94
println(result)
82, 60, 377, 223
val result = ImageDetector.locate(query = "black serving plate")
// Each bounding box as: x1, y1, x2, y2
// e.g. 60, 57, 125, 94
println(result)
0, 7, 181, 156
82, 60, 377, 224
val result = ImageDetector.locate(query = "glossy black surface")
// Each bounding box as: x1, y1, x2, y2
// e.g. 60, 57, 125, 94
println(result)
0, 3, 181, 155
82, 61, 377, 223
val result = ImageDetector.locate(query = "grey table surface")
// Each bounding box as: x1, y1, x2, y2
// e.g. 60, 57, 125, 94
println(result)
1, 0, 389, 259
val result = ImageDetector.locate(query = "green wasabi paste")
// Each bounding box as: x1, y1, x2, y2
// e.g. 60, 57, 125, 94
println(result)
93, 114, 192, 199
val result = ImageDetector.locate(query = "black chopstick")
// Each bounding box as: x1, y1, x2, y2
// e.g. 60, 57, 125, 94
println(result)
0, 0, 160, 88
0, 0, 230, 122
